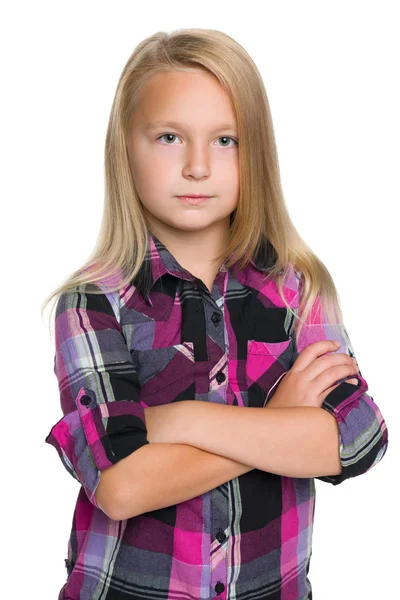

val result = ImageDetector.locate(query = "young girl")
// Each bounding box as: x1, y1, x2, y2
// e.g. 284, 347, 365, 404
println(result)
42, 28, 389, 600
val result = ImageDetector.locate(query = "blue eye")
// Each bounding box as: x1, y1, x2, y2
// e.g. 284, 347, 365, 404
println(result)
156, 133, 239, 146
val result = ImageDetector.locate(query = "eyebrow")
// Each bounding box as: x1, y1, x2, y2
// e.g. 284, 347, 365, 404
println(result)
145, 120, 238, 133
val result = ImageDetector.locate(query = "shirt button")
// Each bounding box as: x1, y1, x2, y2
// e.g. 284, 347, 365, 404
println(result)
216, 530, 226, 543
211, 311, 221, 325
216, 371, 226, 384
215, 582, 225, 594
80, 395, 92, 406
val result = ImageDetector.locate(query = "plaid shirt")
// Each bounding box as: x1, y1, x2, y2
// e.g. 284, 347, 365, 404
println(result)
45, 231, 388, 600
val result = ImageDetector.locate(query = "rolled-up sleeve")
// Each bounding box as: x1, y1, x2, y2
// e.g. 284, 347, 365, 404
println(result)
45, 284, 148, 508
292, 272, 389, 486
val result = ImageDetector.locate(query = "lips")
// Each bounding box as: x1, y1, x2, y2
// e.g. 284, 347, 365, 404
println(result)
177, 195, 211, 205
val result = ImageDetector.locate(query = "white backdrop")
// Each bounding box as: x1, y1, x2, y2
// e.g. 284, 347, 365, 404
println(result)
2, 1, 397, 598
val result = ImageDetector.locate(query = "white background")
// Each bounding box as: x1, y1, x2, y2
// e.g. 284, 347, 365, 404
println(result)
2, 1, 397, 598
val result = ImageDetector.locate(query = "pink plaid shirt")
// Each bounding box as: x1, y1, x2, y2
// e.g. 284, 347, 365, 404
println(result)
45, 231, 388, 599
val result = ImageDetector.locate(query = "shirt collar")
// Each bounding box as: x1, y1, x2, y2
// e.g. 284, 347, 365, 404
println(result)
131, 229, 277, 306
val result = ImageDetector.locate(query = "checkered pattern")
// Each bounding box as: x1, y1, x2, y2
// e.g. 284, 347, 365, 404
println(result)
45, 231, 388, 599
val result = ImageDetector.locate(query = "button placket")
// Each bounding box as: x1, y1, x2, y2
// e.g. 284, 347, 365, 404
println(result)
216, 530, 227, 543
211, 311, 222, 325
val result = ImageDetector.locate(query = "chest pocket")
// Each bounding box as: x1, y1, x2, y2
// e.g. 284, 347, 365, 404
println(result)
246, 338, 293, 408
133, 342, 196, 407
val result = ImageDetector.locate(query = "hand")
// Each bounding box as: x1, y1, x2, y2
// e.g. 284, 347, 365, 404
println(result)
265, 340, 360, 410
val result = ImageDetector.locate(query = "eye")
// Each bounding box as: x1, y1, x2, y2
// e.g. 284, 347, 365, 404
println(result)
156, 133, 239, 147
215, 136, 239, 147
157, 133, 180, 144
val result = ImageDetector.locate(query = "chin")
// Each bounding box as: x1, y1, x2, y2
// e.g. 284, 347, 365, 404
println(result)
161, 217, 218, 230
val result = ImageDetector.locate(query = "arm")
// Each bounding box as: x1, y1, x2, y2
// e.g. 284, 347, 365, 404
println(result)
291, 268, 389, 484
150, 400, 343, 478
109, 403, 254, 519
142, 315, 389, 486
106, 441, 253, 521
45, 284, 150, 517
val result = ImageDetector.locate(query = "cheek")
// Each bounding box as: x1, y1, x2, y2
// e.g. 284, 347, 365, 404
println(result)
129, 139, 174, 189
217, 157, 239, 189
133, 159, 172, 201
217, 172, 239, 211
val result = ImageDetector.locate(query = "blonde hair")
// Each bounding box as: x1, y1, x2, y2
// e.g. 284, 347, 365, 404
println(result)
41, 27, 345, 347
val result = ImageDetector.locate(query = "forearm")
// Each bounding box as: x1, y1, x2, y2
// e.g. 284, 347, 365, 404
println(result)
113, 442, 253, 520
162, 402, 342, 478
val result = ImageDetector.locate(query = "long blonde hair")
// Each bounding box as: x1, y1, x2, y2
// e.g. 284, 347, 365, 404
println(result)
41, 27, 345, 347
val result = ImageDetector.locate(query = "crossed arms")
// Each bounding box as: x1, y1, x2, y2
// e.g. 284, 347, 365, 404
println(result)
97, 401, 341, 520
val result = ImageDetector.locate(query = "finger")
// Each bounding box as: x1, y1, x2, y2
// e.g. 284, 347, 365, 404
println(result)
292, 340, 341, 372
315, 363, 360, 395
345, 377, 359, 386
305, 351, 359, 383
318, 374, 360, 404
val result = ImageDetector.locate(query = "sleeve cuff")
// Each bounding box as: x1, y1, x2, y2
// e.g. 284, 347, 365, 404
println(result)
45, 386, 149, 506
318, 374, 389, 485
321, 373, 368, 416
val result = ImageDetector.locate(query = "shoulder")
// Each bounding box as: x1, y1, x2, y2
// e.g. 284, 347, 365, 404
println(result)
278, 263, 302, 309
58, 266, 125, 322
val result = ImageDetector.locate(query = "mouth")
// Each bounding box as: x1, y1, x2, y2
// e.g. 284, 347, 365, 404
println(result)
176, 194, 213, 198
176, 195, 213, 205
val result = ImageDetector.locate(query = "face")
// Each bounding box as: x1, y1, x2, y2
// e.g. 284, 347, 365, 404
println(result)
127, 70, 239, 239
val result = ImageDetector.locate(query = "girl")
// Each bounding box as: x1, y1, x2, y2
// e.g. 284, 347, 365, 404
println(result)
42, 28, 389, 600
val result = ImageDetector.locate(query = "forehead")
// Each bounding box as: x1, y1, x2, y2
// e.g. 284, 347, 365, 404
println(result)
131, 70, 237, 131
144, 120, 237, 133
